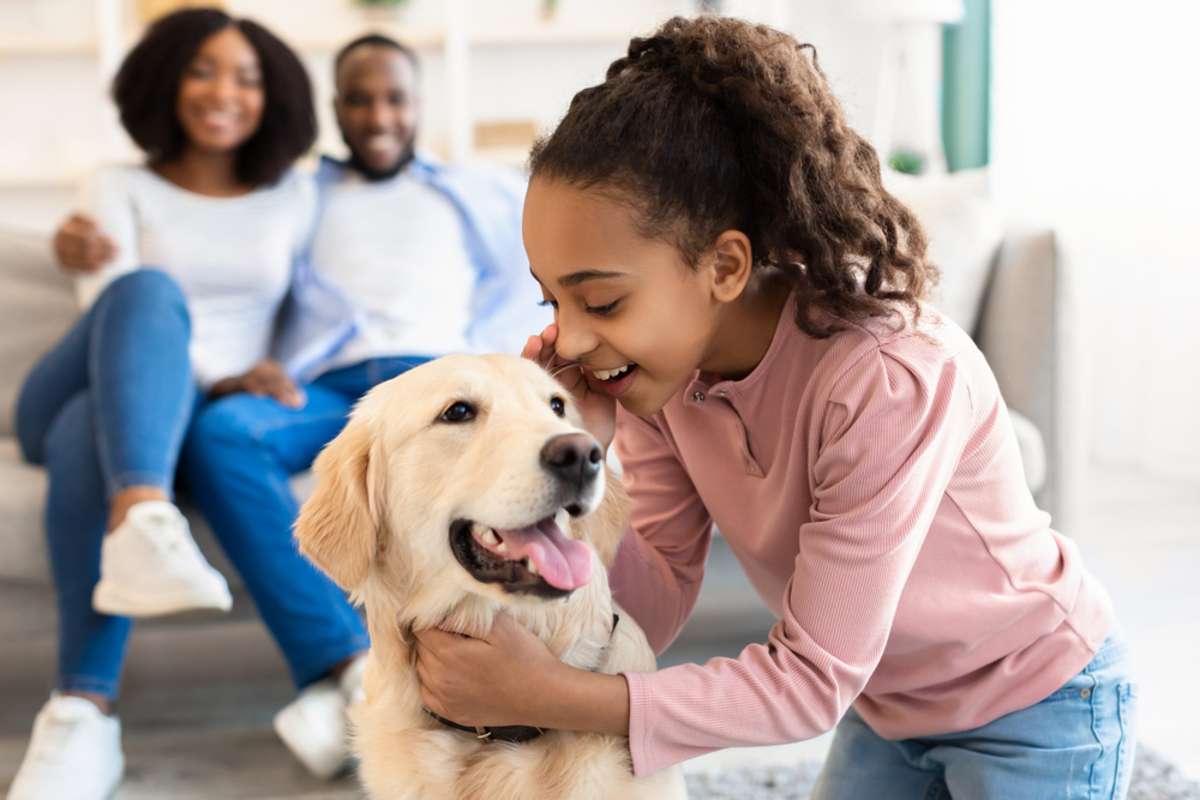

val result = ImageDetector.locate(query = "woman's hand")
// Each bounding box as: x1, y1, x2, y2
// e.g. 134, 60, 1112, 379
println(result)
53, 213, 117, 273
208, 359, 306, 408
414, 612, 567, 728
522, 323, 617, 451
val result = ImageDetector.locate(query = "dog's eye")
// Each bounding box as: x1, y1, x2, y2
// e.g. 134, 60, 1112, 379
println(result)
439, 401, 476, 423
550, 396, 566, 417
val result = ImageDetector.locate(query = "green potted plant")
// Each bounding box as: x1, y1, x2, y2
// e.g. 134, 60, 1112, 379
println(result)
354, 0, 411, 23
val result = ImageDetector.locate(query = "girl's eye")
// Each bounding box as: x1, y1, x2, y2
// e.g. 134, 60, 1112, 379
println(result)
550, 396, 566, 417
585, 299, 621, 316
538, 299, 558, 310
439, 401, 476, 423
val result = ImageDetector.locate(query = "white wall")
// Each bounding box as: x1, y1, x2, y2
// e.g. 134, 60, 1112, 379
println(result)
991, 1, 1200, 485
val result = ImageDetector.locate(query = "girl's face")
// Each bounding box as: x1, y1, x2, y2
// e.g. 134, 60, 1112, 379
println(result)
523, 177, 728, 417
175, 27, 265, 155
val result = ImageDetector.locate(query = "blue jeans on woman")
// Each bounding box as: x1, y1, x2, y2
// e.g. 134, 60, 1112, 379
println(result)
13, 269, 368, 698
180, 354, 431, 687
812, 633, 1138, 800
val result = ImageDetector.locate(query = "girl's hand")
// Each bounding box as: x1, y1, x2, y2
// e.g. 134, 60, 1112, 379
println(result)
522, 324, 617, 451
53, 213, 117, 273
413, 613, 566, 728
209, 359, 306, 408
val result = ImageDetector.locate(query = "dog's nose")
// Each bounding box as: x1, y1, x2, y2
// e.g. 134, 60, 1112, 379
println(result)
540, 433, 603, 490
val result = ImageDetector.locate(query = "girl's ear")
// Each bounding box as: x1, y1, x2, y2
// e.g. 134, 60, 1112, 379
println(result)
708, 229, 754, 303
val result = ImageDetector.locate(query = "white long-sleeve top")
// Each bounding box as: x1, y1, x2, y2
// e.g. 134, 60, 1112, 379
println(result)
73, 164, 314, 388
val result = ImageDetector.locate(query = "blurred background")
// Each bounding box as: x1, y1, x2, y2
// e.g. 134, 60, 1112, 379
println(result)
1, 0, 1197, 795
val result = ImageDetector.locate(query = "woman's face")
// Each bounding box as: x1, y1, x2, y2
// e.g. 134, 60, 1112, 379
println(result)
175, 26, 265, 155
523, 176, 725, 418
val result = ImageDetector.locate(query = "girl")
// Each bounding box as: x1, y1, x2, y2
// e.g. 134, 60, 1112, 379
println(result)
413, 15, 1136, 800
10, 9, 366, 798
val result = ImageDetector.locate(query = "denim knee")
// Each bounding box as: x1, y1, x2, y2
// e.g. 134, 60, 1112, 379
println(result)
96, 268, 190, 328
183, 397, 282, 485
187, 395, 266, 455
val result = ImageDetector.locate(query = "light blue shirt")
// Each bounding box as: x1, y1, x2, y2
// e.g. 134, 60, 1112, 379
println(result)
275, 154, 547, 381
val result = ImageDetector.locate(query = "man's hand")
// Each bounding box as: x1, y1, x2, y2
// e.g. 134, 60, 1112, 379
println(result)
209, 359, 306, 408
53, 213, 117, 273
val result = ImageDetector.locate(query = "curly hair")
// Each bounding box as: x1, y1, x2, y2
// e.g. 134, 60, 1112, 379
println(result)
529, 15, 936, 337
113, 8, 316, 187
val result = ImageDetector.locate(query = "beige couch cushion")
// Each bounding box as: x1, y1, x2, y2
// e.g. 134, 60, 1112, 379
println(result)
0, 225, 77, 437
884, 168, 1006, 335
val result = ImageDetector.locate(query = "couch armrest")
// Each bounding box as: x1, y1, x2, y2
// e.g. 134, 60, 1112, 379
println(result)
975, 228, 1086, 534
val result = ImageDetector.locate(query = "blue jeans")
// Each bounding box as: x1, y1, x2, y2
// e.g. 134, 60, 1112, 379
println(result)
181, 355, 432, 688
12, 270, 367, 698
813, 634, 1138, 800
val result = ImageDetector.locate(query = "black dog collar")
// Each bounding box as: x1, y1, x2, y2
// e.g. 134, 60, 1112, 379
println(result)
425, 613, 620, 744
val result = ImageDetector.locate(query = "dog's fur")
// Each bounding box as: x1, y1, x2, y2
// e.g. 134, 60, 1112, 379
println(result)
294, 354, 686, 800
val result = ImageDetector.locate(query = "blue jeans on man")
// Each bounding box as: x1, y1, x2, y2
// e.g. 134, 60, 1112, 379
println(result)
181, 355, 432, 686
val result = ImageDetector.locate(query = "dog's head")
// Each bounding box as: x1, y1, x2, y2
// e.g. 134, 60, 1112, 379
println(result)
294, 354, 625, 614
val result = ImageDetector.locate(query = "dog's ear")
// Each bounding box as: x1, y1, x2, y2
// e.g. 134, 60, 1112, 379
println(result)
295, 418, 378, 590
578, 467, 630, 567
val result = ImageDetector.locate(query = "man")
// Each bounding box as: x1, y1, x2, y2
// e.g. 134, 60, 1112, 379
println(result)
50, 34, 544, 779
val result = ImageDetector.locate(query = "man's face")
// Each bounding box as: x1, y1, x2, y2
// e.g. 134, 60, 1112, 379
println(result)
334, 46, 419, 180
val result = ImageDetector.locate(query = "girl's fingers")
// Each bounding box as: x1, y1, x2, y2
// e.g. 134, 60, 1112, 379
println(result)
521, 335, 542, 361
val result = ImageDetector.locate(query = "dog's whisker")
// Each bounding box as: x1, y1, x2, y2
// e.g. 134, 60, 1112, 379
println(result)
549, 362, 583, 378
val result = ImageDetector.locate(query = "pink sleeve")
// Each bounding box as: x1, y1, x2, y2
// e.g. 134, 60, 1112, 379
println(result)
610, 407, 714, 655
622, 349, 973, 776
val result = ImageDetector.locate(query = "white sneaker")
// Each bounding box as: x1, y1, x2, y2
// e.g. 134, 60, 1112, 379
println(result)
93, 501, 232, 617
7, 694, 124, 800
273, 654, 367, 780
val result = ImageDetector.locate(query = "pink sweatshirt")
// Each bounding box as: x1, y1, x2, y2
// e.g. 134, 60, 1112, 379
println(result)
611, 297, 1113, 776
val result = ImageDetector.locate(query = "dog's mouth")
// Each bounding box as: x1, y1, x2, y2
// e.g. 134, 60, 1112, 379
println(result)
449, 517, 592, 598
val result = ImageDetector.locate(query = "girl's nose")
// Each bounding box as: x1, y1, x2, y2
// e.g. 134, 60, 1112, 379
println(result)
553, 317, 599, 363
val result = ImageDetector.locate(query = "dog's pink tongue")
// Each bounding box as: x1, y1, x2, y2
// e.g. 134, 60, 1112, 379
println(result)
496, 518, 592, 591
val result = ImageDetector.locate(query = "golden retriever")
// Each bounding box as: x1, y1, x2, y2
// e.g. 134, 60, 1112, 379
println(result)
294, 354, 687, 800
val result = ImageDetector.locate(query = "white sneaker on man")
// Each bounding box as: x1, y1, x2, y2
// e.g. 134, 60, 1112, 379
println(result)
273, 654, 367, 780
92, 500, 232, 617
7, 695, 124, 800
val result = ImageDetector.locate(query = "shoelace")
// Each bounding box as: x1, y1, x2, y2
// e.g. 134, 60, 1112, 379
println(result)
139, 513, 204, 569
30, 716, 83, 764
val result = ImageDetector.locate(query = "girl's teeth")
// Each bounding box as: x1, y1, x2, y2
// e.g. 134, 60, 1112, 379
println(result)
593, 363, 632, 381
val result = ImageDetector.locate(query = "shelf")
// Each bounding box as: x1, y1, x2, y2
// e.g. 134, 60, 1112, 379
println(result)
0, 170, 78, 190
0, 25, 633, 61
470, 27, 637, 47
288, 25, 634, 54
291, 28, 446, 53
0, 38, 97, 57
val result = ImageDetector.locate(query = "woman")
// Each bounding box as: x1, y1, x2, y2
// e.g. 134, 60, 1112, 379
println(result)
9, 10, 367, 799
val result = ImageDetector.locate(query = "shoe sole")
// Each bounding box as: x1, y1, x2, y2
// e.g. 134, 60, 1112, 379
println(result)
92, 580, 232, 618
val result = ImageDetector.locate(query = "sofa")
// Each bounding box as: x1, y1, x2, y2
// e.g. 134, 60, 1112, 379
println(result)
0, 170, 1084, 694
